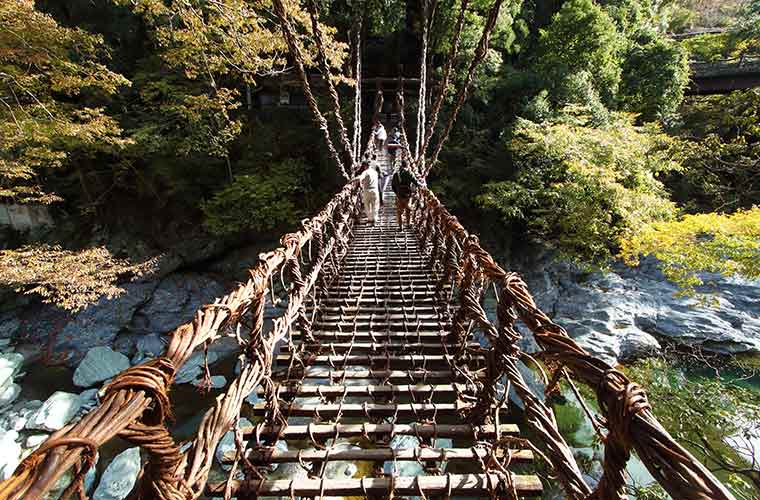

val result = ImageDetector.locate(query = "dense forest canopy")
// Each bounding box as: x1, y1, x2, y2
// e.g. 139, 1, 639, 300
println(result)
0, 0, 758, 305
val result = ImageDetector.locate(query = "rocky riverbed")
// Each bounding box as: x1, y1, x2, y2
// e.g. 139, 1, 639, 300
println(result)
0, 247, 758, 498
514, 249, 760, 365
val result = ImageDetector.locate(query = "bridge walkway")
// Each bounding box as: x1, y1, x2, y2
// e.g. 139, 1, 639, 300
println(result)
208, 189, 543, 497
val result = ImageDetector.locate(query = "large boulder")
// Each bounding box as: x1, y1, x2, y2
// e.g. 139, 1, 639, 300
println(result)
92, 447, 141, 500
73, 347, 130, 387
215, 417, 253, 470
0, 430, 21, 480
0, 383, 21, 409
130, 273, 226, 336
517, 251, 760, 364
0, 352, 24, 391
27, 391, 81, 431
56, 283, 157, 363
175, 351, 220, 384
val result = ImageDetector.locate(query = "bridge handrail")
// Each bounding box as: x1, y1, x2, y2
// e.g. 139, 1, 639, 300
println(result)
410, 187, 736, 500
0, 182, 362, 500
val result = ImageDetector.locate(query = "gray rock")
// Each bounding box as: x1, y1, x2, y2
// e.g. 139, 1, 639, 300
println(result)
0, 400, 41, 431
25, 433, 48, 449
73, 347, 130, 387
216, 418, 253, 470
78, 388, 100, 411
0, 318, 19, 339
175, 351, 220, 384
136, 334, 165, 357
52, 282, 157, 365
0, 383, 21, 408
515, 251, 760, 364
28, 391, 81, 431
0, 430, 21, 480
92, 447, 140, 500
131, 273, 226, 336
0, 352, 24, 390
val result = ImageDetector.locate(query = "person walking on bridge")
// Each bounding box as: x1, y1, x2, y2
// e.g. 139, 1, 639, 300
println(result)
391, 160, 419, 228
373, 120, 387, 151
355, 160, 380, 225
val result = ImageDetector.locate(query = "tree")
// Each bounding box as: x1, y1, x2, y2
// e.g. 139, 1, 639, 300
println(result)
668, 89, 760, 213
477, 108, 678, 264
0, 245, 156, 311
0, 0, 130, 205
619, 28, 690, 120
620, 208, 760, 295
535, 0, 624, 105
625, 358, 760, 497
202, 158, 308, 235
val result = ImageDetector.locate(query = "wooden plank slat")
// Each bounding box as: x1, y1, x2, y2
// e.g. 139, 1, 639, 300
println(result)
292, 368, 481, 382
258, 383, 475, 398
251, 402, 483, 418
295, 331, 454, 342
225, 447, 534, 464
238, 423, 520, 440
277, 354, 483, 369
285, 342, 476, 355
206, 473, 543, 497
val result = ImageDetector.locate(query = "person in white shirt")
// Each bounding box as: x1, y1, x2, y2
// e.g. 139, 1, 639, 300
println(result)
356, 160, 379, 224
374, 121, 387, 150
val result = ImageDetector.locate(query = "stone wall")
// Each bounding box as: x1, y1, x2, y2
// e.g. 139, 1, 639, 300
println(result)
0, 204, 54, 230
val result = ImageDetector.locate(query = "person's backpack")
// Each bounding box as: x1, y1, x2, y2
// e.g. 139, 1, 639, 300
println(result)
393, 169, 416, 199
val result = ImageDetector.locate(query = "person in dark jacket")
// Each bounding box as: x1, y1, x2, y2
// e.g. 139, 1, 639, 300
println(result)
391, 160, 419, 228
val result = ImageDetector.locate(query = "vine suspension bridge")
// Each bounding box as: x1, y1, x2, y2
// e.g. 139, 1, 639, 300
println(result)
0, 1, 743, 499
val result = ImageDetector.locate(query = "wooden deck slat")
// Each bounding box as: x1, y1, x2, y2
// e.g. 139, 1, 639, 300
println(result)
258, 383, 475, 398
277, 354, 484, 369
224, 447, 534, 464
237, 423, 519, 440
251, 402, 497, 418
285, 343, 472, 355
206, 473, 543, 497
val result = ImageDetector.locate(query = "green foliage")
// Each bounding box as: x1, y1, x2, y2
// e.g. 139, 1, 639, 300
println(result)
679, 1, 760, 62
668, 90, 760, 213
620, 208, 760, 295
620, 29, 690, 120
0, 0, 130, 204
536, 0, 624, 105
625, 358, 760, 497
552, 402, 585, 445
202, 158, 309, 235
555, 71, 610, 125
477, 110, 677, 264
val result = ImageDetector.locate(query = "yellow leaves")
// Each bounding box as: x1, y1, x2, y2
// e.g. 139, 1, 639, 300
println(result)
0, 245, 160, 311
620, 207, 760, 295
126, 0, 348, 85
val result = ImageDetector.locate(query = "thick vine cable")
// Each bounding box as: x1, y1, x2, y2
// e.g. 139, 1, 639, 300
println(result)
353, 16, 363, 161
424, 0, 505, 176
415, 0, 430, 164
306, 0, 357, 172
416, 0, 469, 168
271, 0, 349, 180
